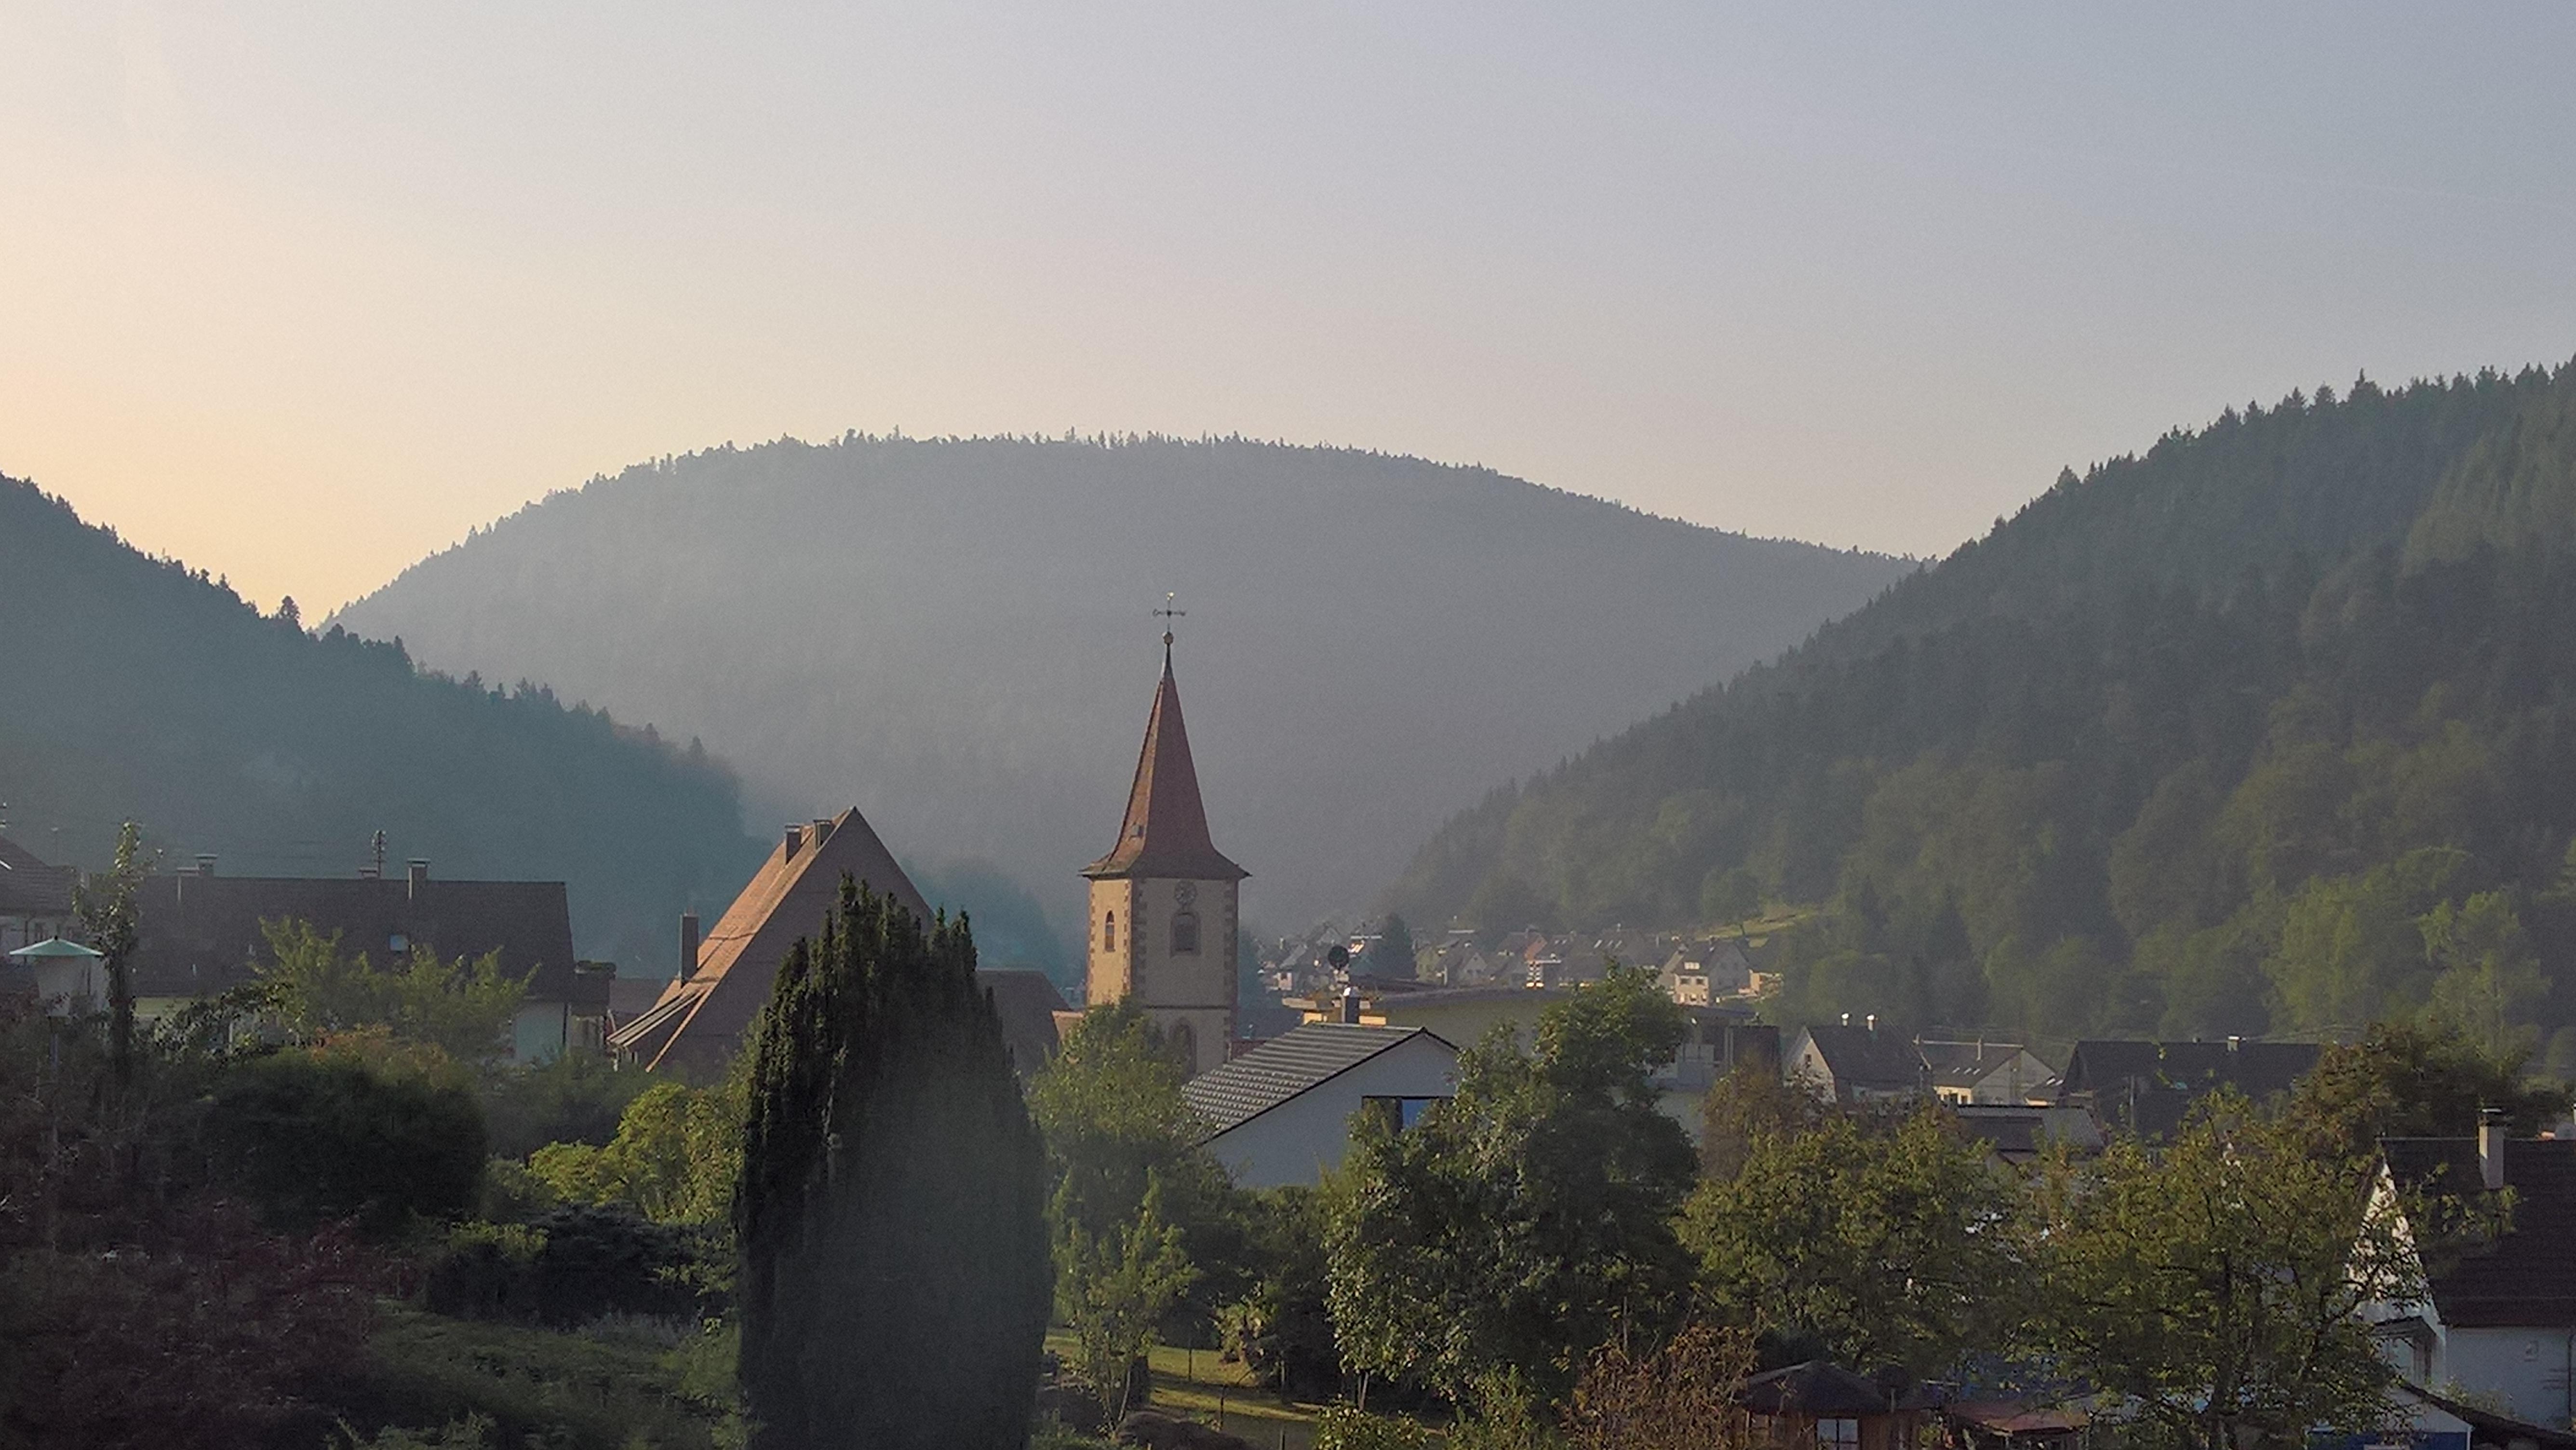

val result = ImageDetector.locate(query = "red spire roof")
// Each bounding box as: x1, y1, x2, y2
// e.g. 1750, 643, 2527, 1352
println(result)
1084, 651, 1248, 882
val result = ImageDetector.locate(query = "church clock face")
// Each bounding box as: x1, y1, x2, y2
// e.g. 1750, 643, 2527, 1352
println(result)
1174, 881, 1198, 907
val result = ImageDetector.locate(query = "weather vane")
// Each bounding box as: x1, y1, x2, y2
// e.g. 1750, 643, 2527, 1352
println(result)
1154, 591, 1185, 651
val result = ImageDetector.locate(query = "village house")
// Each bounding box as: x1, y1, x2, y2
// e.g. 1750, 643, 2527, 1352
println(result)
1787, 1019, 1929, 1103
2367, 1119, 2576, 1435
1916, 1037, 2057, 1105
2056, 1037, 2320, 1139
610, 809, 930, 1075
0, 833, 78, 963
1181, 1019, 1458, 1189
125, 854, 605, 1062
1738, 1359, 1935, 1450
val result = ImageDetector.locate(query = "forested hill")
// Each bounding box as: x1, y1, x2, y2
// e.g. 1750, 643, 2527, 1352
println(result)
333, 437, 1909, 933
1386, 362, 2576, 1066
0, 474, 763, 970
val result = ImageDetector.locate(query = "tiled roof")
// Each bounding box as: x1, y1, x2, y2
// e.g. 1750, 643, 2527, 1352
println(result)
0, 836, 76, 917
2384, 1137, 2576, 1329
612, 807, 928, 1074
1182, 1022, 1448, 1134
2059, 1039, 2320, 1138
1797, 1025, 1926, 1091
1083, 654, 1248, 882
127, 870, 577, 1000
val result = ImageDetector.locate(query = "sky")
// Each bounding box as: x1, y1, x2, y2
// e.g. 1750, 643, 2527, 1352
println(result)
4, 2, 2573, 615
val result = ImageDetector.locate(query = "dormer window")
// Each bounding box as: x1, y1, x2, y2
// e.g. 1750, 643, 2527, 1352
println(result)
1171, 912, 1200, 955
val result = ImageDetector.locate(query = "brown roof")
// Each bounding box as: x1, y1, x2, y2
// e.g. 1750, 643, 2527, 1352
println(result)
0, 836, 76, 918
612, 807, 928, 1074
1082, 652, 1247, 882
126, 869, 577, 1000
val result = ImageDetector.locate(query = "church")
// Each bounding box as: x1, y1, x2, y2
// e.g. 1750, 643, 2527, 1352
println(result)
1082, 629, 1247, 1078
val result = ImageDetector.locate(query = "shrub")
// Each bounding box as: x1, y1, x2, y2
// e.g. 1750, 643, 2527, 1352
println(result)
1312, 1405, 1435, 1450
423, 1206, 709, 1327
200, 1045, 487, 1235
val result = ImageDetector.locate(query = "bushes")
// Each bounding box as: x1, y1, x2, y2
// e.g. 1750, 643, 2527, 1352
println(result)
200, 1043, 488, 1235
340, 1306, 738, 1450
423, 1205, 712, 1328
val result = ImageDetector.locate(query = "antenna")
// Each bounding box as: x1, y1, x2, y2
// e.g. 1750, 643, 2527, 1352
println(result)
366, 829, 387, 880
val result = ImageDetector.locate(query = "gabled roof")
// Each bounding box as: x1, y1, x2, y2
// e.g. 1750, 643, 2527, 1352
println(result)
1182, 1022, 1453, 1135
0, 836, 76, 917
2058, 1038, 2320, 1137
2383, 1137, 2576, 1328
612, 807, 928, 1074
1739, 1360, 1928, 1416
978, 968, 1071, 1076
1916, 1039, 2044, 1091
1083, 652, 1247, 882
127, 870, 577, 1000
1795, 1025, 1926, 1093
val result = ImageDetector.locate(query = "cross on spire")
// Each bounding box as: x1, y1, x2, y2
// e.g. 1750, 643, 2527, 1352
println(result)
1154, 591, 1186, 656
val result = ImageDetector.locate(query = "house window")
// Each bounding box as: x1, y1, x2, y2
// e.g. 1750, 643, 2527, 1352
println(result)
1361, 1096, 1447, 1130
1103, 912, 1116, 953
1171, 911, 1200, 955
1816, 1419, 1860, 1450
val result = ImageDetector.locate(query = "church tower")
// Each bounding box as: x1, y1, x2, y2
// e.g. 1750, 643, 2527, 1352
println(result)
1083, 630, 1246, 1077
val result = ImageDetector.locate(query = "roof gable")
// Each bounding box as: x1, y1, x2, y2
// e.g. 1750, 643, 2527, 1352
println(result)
1182, 1022, 1453, 1134
616, 807, 927, 1073
0, 836, 76, 917
2384, 1137, 2576, 1328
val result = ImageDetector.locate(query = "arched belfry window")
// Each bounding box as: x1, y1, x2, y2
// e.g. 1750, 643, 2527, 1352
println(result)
1103, 911, 1117, 953
1171, 911, 1201, 955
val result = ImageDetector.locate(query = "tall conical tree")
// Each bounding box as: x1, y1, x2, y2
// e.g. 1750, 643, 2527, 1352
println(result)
737, 880, 1051, 1450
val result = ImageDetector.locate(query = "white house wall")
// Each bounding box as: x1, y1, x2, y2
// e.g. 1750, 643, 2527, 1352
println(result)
1205, 1035, 1460, 1190
2431, 1326, 2576, 1427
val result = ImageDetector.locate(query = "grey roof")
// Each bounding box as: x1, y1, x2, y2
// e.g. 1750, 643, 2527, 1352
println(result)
2383, 1137, 2576, 1329
129, 870, 578, 1001
0, 836, 76, 917
1797, 1024, 1927, 1092
1183, 1022, 1452, 1135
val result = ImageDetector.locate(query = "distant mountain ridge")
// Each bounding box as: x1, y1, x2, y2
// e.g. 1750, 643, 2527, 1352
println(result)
1385, 361, 2576, 1059
0, 473, 764, 970
334, 435, 1910, 937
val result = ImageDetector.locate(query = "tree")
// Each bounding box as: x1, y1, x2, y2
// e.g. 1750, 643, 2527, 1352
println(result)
2291, 1019, 2571, 1151
2023, 1092, 2421, 1450
1563, 1323, 1757, 1450
199, 1038, 488, 1235
1699, 867, 1763, 934
1328, 963, 1696, 1406
1370, 915, 1419, 980
1059, 1179, 1198, 1422
734, 883, 1049, 1450
1028, 1002, 1244, 1341
256, 919, 531, 1061
72, 819, 148, 1093
528, 1070, 744, 1224
2422, 891, 2547, 1058
1684, 1106, 2021, 1376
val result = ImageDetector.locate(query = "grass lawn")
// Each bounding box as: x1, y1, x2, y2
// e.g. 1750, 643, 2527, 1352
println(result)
1044, 1333, 1327, 1450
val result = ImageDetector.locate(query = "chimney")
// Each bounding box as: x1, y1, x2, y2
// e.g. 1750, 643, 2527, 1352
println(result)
194, 853, 216, 878
810, 817, 834, 848
783, 824, 803, 860
2481, 1107, 2507, 1192
406, 859, 429, 898
1339, 984, 1362, 1025
1865, 1013, 1878, 1034
1840, 1012, 1852, 1028
679, 912, 700, 981
2227, 1035, 2242, 1053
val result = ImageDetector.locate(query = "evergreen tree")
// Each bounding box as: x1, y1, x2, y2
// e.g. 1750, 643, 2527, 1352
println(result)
1369, 914, 1417, 979
735, 882, 1049, 1450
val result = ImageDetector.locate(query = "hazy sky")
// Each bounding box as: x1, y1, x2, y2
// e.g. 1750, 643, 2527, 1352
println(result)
5, 3, 2573, 614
